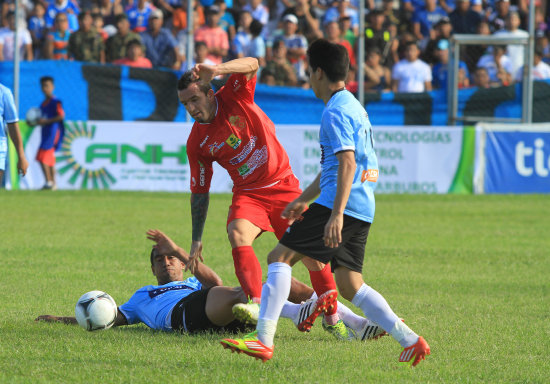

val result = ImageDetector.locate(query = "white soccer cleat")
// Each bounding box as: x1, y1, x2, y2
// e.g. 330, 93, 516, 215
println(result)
232, 302, 260, 325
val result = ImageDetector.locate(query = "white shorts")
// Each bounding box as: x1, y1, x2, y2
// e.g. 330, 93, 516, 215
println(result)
0, 137, 7, 171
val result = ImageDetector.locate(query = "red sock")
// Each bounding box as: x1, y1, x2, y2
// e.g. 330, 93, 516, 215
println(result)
308, 264, 338, 315
232, 246, 263, 302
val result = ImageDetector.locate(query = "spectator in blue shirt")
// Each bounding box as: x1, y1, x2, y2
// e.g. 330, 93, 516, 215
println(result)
140, 9, 182, 69
431, 39, 470, 89
45, 0, 79, 32
412, 0, 448, 43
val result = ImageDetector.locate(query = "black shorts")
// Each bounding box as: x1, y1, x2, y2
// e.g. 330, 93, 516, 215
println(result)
279, 203, 371, 273
170, 288, 251, 334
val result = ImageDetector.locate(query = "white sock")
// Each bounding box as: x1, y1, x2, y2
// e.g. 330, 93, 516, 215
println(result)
336, 300, 368, 330
257, 262, 292, 347
351, 283, 417, 347
280, 301, 300, 320
309, 292, 364, 328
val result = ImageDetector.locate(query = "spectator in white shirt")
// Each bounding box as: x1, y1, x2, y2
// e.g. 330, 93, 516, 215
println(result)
0, 11, 33, 61
493, 11, 529, 76
391, 41, 432, 92
515, 48, 550, 82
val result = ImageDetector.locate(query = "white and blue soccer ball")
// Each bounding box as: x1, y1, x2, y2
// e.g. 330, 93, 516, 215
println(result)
75, 291, 117, 331
25, 107, 42, 126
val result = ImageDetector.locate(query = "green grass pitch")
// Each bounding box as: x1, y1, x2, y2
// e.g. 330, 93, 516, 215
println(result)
1, 191, 548, 383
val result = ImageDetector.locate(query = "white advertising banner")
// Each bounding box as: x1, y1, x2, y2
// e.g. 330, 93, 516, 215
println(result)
18, 122, 465, 194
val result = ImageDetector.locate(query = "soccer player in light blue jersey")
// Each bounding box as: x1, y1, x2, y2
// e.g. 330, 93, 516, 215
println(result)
221, 39, 430, 367
37, 229, 379, 336
0, 83, 28, 184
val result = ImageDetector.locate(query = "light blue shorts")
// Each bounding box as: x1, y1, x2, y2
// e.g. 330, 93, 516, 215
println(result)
0, 137, 7, 171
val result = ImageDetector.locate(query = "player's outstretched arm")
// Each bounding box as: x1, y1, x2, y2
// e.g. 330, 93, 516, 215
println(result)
192, 57, 259, 82
35, 310, 128, 327
188, 192, 209, 271
281, 173, 321, 224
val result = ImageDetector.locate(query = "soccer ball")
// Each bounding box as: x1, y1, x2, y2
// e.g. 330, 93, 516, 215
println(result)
74, 291, 117, 331
25, 107, 42, 126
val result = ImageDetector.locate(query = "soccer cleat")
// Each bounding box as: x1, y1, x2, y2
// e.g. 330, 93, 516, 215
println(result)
295, 289, 338, 332
232, 302, 260, 325
321, 318, 353, 341
220, 331, 274, 362
399, 336, 431, 367
351, 319, 388, 341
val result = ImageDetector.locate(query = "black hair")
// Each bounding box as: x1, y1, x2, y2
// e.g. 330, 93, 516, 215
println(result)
195, 41, 207, 50
78, 11, 92, 22
177, 71, 212, 94
115, 13, 128, 24
306, 39, 349, 82
40, 76, 54, 84
404, 41, 419, 49
272, 39, 285, 50
249, 19, 263, 37
125, 39, 142, 50
150, 248, 157, 265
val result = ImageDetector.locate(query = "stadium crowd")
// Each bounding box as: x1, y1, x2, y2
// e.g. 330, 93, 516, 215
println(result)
2, 0, 550, 92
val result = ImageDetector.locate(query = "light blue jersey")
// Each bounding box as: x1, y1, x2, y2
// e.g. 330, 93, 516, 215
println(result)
315, 90, 378, 223
119, 277, 202, 331
0, 84, 18, 170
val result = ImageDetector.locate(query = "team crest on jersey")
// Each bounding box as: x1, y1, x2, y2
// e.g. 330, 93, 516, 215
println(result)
361, 169, 379, 183
208, 141, 224, 155
225, 134, 242, 149
229, 115, 246, 130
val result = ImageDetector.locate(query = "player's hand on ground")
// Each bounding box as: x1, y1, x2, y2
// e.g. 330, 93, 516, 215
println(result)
35, 315, 61, 322
324, 213, 343, 248
146, 229, 179, 256
192, 63, 216, 83
281, 199, 308, 225
187, 241, 204, 273
18, 157, 29, 176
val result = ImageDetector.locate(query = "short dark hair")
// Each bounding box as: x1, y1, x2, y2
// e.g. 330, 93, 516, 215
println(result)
307, 39, 349, 82
126, 39, 142, 50
40, 76, 54, 84
115, 13, 128, 24
78, 11, 92, 22
177, 71, 212, 94
195, 41, 207, 50
249, 19, 263, 37
150, 248, 157, 265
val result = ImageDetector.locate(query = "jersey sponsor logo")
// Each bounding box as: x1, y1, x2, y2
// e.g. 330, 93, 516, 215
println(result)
233, 79, 241, 92
148, 284, 195, 298
225, 133, 241, 149
361, 169, 379, 183
229, 136, 257, 165
198, 160, 206, 186
199, 135, 209, 148
229, 115, 246, 130
237, 145, 268, 178
208, 141, 224, 155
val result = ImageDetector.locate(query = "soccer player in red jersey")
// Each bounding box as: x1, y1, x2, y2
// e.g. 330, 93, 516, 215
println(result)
177, 57, 341, 329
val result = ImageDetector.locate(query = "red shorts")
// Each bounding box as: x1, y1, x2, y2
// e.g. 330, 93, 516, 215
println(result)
36, 130, 60, 167
36, 148, 56, 167
227, 174, 302, 240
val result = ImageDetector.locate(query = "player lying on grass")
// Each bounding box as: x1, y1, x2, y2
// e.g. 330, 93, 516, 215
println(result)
36, 229, 385, 339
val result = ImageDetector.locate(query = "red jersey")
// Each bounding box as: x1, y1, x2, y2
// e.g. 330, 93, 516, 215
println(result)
187, 73, 293, 193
